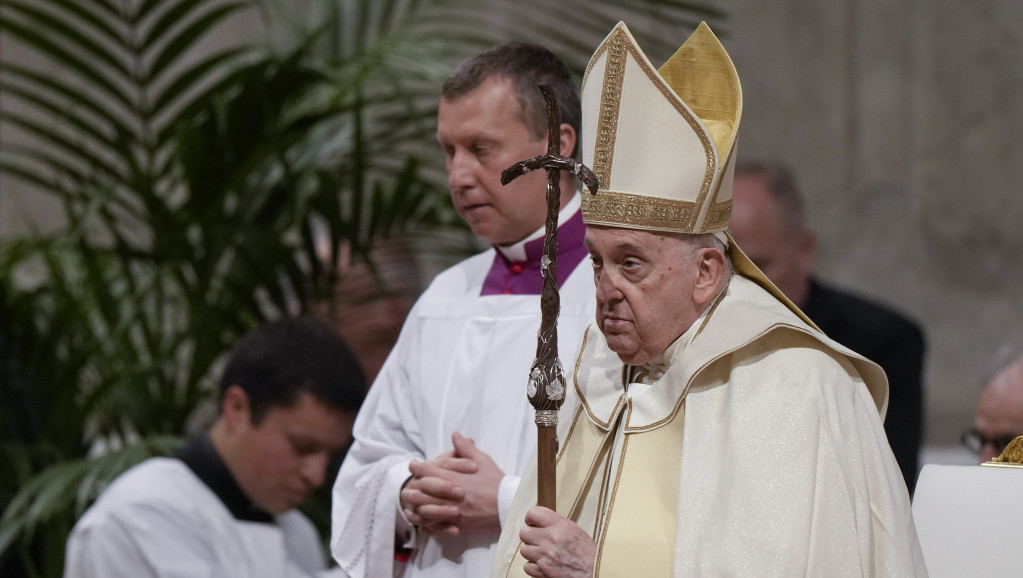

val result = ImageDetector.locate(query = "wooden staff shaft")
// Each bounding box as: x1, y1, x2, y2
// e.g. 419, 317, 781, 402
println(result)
537, 426, 557, 509
502, 82, 597, 514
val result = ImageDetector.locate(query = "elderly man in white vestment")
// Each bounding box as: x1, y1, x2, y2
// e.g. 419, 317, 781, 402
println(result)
330, 43, 596, 577
491, 22, 928, 578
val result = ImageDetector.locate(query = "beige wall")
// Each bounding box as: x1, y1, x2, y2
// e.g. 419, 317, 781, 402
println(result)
702, 0, 1023, 445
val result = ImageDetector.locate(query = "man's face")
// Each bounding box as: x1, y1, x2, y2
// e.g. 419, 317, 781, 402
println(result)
437, 75, 551, 246
585, 226, 704, 366
974, 361, 1023, 462
231, 391, 354, 514
729, 173, 814, 307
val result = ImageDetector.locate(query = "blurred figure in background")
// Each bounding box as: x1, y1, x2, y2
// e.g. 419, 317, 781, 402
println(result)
964, 344, 1023, 462
64, 318, 365, 578
318, 237, 427, 384
729, 159, 926, 493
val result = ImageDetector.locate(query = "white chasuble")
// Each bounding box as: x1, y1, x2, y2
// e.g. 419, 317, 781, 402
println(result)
494, 275, 928, 577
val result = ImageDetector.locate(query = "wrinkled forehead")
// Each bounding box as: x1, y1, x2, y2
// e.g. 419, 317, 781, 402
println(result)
584, 225, 687, 253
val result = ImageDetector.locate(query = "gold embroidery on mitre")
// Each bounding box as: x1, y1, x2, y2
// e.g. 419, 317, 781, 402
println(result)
582, 190, 698, 231
703, 199, 732, 232
590, 29, 629, 196
696, 126, 738, 233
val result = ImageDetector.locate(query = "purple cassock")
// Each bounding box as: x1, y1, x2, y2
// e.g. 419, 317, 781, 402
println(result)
480, 209, 588, 297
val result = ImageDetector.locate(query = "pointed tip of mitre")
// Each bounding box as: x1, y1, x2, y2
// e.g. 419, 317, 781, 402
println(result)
658, 22, 742, 161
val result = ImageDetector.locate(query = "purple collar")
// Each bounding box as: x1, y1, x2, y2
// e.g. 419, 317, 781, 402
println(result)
481, 209, 587, 296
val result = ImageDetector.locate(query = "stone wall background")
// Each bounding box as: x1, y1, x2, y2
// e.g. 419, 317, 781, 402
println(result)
4, 1, 1022, 449
691, 0, 1023, 447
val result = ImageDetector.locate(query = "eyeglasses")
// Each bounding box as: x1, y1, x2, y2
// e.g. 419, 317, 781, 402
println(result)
960, 428, 1018, 456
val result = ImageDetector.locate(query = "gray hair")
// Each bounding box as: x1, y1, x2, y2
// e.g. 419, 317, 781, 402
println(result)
679, 232, 733, 286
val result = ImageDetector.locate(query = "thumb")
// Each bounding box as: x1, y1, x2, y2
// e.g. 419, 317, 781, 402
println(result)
451, 431, 479, 458
524, 506, 559, 528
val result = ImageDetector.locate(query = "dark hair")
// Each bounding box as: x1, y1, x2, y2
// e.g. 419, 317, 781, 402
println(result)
442, 42, 580, 157
734, 159, 807, 232
220, 318, 365, 424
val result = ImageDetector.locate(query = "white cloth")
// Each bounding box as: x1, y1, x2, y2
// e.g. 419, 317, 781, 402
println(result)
494, 274, 927, 577
912, 464, 1023, 578
64, 458, 338, 578
329, 220, 595, 577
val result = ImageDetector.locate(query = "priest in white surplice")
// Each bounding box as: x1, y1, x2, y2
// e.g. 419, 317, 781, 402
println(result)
492, 22, 928, 577
330, 43, 596, 577
65, 319, 365, 578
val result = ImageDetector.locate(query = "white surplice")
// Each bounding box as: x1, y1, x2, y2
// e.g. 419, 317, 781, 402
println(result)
330, 199, 596, 578
64, 458, 338, 578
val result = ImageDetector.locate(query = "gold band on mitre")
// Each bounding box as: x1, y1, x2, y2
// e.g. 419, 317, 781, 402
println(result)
580, 21, 740, 235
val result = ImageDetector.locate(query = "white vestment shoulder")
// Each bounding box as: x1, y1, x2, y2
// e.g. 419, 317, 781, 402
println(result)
64, 458, 335, 578
330, 244, 595, 578
493, 275, 927, 577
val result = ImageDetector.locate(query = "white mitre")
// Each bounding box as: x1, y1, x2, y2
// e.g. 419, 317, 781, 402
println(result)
580, 21, 739, 236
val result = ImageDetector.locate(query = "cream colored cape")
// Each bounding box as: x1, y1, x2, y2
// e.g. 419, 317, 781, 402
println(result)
492, 274, 927, 577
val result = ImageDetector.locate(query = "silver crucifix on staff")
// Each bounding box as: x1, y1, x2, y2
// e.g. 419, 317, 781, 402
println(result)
501, 83, 598, 510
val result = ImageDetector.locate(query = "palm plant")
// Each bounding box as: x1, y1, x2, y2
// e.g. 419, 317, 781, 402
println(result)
0, 0, 724, 575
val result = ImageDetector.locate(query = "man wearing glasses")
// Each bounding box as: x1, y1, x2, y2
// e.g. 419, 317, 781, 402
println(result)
963, 346, 1023, 462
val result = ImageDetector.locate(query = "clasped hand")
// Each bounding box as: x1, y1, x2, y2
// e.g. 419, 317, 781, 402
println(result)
400, 431, 504, 536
